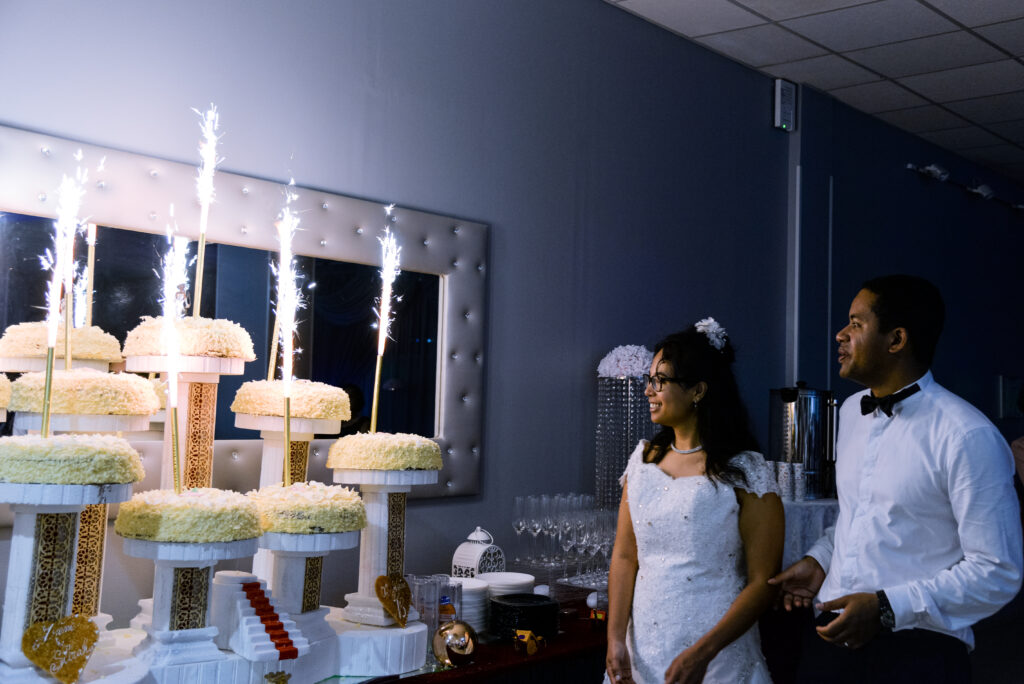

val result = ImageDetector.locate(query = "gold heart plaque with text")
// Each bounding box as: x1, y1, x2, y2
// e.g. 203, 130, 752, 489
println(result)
22, 615, 99, 684
375, 574, 411, 628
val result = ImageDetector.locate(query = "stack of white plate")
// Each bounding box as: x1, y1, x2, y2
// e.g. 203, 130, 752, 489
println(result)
476, 571, 535, 599
451, 576, 489, 634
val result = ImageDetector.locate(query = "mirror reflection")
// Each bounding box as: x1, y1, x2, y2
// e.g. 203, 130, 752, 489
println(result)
0, 212, 439, 438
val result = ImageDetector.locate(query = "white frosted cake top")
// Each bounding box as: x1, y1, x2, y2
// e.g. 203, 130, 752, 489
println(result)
231, 379, 351, 420
327, 432, 443, 470
123, 316, 256, 360
115, 487, 262, 543
150, 376, 167, 409
0, 321, 122, 361
247, 481, 366, 534
10, 368, 160, 415
0, 434, 145, 485
0, 373, 9, 409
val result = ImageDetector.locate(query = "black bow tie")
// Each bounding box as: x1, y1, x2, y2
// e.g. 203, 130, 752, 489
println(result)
861, 384, 921, 417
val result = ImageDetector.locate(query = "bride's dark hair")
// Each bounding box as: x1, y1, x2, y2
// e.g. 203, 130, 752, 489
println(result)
642, 325, 759, 486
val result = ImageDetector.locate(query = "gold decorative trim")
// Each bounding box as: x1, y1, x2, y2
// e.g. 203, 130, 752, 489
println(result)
71, 503, 107, 617
27, 513, 77, 628
265, 673, 291, 683
287, 440, 309, 484
301, 556, 323, 614
184, 382, 218, 488
386, 492, 406, 578
170, 566, 210, 630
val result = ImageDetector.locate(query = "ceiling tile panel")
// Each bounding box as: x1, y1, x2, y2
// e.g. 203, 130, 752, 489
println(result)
733, 0, 875, 22
976, 19, 1024, 56
988, 120, 1024, 144
945, 92, 1024, 124
917, 126, 1007, 150
829, 80, 928, 112
781, 0, 956, 52
874, 105, 969, 132
617, 0, 764, 37
696, 24, 827, 67
845, 31, 1004, 78
923, 0, 1024, 28
898, 60, 1024, 102
766, 54, 880, 90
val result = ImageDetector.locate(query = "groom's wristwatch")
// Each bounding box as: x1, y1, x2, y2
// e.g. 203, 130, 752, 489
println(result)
876, 590, 895, 631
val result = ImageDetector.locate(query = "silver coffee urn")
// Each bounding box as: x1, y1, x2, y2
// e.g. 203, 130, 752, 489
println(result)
769, 382, 837, 500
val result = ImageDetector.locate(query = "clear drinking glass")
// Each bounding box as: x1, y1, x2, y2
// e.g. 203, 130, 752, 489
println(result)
512, 495, 527, 563
526, 495, 544, 565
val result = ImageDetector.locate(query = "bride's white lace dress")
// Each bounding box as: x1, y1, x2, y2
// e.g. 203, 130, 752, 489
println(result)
604, 441, 778, 684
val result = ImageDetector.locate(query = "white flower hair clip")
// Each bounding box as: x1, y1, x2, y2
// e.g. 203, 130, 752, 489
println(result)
695, 317, 727, 350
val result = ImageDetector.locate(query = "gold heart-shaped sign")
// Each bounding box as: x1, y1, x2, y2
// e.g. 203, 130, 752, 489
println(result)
375, 574, 411, 628
22, 615, 99, 684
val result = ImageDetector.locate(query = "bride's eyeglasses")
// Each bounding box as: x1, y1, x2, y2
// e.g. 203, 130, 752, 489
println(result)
642, 373, 684, 392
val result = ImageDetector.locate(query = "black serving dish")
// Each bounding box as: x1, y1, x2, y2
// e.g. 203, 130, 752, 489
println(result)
488, 593, 560, 641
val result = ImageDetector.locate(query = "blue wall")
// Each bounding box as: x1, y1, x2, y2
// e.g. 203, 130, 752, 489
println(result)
794, 87, 1024, 441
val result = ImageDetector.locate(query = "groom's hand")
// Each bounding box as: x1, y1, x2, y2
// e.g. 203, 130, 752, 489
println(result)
768, 556, 825, 611
815, 592, 881, 649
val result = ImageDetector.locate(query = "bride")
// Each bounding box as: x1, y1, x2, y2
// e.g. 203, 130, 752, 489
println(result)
604, 320, 784, 684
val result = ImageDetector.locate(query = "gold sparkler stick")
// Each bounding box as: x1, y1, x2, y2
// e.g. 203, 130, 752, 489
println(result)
370, 354, 384, 433
191, 105, 220, 318
283, 396, 292, 487
267, 314, 280, 382
171, 405, 181, 494
85, 223, 96, 327
41, 347, 55, 438
369, 219, 401, 434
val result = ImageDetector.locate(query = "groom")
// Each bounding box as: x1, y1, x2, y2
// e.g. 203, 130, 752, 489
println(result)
770, 275, 1022, 683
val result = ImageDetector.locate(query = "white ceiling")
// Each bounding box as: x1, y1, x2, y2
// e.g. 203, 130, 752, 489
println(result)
606, 0, 1024, 189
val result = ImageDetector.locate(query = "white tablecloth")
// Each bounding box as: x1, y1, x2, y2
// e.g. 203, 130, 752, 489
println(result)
782, 499, 839, 568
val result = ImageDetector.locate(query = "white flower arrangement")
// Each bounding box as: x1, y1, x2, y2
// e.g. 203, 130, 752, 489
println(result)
695, 317, 727, 350
597, 345, 653, 378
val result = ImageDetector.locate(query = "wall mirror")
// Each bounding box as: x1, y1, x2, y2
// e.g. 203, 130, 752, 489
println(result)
0, 123, 487, 498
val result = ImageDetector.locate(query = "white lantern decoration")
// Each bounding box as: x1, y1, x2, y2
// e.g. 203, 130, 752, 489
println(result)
451, 527, 505, 578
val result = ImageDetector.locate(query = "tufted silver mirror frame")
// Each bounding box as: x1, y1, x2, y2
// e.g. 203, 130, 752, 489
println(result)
0, 123, 487, 499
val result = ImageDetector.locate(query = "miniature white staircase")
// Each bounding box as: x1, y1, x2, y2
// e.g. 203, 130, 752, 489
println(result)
211, 571, 310, 662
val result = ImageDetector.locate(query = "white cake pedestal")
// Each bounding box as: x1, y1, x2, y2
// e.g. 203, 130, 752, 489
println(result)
121, 536, 259, 670
0, 482, 134, 673
0, 357, 112, 373
234, 413, 342, 589
332, 469, 437, 627
125, 356, 245, 490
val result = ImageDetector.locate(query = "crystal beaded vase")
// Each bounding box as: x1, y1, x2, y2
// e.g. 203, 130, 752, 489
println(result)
595, 377, 655, 510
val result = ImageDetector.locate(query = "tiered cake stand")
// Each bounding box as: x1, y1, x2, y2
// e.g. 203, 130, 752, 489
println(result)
125, 356, 246, 490
330, 467, 437, 676
0, 481, 142, 683
233, 412, 342, 588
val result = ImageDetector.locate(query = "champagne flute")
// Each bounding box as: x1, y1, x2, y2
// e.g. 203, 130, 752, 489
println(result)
512, 495, 527, 563
526, 495, 543, 565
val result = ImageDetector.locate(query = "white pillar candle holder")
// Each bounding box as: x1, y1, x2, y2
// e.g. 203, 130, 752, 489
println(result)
122, 536, 259, 669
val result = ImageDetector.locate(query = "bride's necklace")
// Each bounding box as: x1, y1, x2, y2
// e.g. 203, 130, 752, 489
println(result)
670, 443, 704, 455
